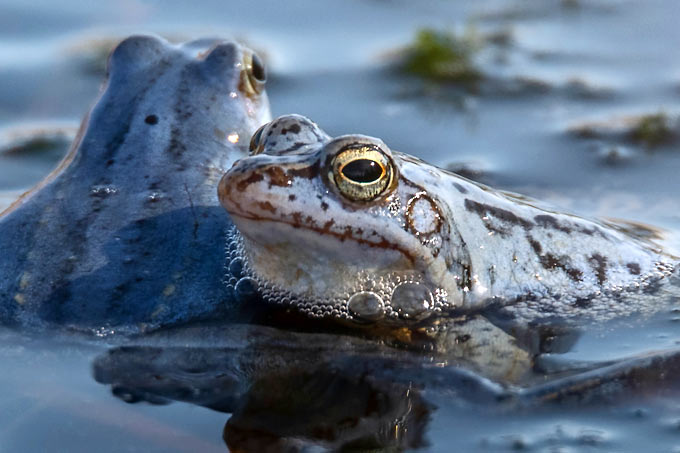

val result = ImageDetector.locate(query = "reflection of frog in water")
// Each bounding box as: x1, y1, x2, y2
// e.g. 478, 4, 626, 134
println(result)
93, 325, 439, 452
93, 323, 680, 451
0, 35, 270, 332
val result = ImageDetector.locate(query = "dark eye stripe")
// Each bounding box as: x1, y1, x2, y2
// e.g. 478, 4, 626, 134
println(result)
341, 159, 384, 183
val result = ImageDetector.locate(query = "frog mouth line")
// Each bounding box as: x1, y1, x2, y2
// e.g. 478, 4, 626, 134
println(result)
228, 210, 418, 265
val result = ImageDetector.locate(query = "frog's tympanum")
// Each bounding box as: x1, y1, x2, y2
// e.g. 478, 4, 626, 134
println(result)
219, 114, 677, 327
0, 35, 270, 332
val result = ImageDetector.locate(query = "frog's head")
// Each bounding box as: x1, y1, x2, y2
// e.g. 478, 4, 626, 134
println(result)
106, 34, 270, 125
78, 35, 271, 183
219, 115, 469, 325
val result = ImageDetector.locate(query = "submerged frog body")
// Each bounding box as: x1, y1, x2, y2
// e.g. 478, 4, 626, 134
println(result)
0, 35, 271, 332
219, 115, 676, 326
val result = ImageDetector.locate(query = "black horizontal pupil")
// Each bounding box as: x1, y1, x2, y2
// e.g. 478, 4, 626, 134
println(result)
341, 159, 383, 183
251, 53, 266, 82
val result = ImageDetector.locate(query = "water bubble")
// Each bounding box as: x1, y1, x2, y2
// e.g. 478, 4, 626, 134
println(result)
348, 291, 385, 322
391, 282, 433, 319
228, 258, 243, 278
235, 277, 258, 299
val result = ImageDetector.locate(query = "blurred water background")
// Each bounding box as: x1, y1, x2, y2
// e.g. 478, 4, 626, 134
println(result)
2, 0, 680, 451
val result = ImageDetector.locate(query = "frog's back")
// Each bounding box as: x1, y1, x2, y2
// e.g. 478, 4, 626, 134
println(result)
403, 160, 678, 321
0, 35, 270, 331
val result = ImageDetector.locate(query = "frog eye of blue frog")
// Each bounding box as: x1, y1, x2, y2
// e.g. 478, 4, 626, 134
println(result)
250, 53, 266, 82
330, 145, 395, 202
242, 52, 267, 96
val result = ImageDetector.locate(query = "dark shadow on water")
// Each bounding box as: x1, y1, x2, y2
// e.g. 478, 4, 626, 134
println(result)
91, 324, 513, 452
91, 321, 680, 452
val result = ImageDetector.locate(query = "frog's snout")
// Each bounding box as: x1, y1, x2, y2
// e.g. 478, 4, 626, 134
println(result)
218, 164, 242, 215
218, 157, 269, 217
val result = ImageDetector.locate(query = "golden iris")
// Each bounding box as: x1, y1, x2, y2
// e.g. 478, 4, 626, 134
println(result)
331, 146, 394, 202
241, 52, 266, 96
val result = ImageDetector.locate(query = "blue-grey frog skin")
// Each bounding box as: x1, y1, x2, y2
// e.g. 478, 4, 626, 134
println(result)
219, 115, 678, 328
0, 35, 271, 334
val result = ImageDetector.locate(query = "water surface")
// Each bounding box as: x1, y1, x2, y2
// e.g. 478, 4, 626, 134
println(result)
2, 0, 680, 451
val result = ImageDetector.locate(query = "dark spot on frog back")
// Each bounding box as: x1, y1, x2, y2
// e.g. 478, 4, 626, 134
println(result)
281, 123, 301, 135
573, 297, 591, 308
588, 254, 608, 285
464, 199, 533, 229
534, 214, 603, 237
534, 215, 572, 233
627, 262, 641, 275
527, 236, 542, 254
546, 256, 583, 282
527, 235, 583, 282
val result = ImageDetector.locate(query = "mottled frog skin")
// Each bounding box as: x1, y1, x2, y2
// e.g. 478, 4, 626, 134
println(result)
219, 115, 676, 326
0, 35, 270, 332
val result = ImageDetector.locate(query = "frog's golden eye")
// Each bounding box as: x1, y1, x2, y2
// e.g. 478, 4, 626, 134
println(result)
330, 145, 395, 202
242, 52, 266, 96
249, 124, 267, 155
